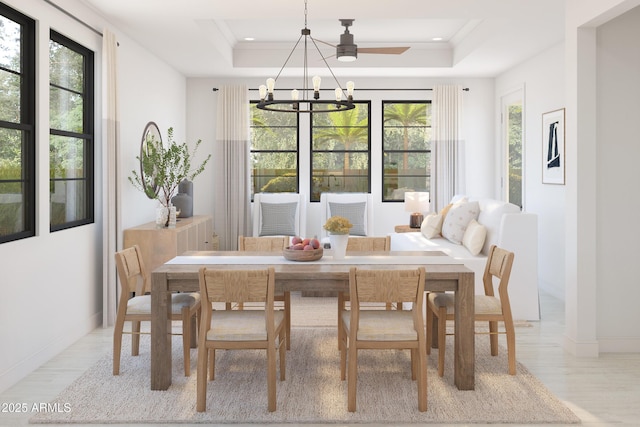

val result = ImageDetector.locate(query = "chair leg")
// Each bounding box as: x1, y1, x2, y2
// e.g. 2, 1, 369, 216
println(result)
196, 345, 208, 412
410, 348, 417, 380
131, 320, 141, 356
425, 302, 433, 355
208, 349, 215, 381
112, 316, 126, 375
437, 307, 447, 377
279, 326, 286, 381
347, 344, 358, 412
267, 341, 277, 412
337, 292, 346, 350
417, 343, 428, 412
181, 306, 191, 376
489, 320, 499, 356
504, 318, 517, 375
284, 291, 291, 350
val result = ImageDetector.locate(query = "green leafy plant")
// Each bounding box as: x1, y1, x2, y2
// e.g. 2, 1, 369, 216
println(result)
129, 127, 211, 225
323, 215, 353, 235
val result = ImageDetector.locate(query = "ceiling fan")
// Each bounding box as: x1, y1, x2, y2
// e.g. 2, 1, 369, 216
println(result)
318, 19, 410, 62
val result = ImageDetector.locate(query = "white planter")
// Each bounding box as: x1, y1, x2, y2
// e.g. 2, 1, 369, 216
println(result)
329, 233, 348, 259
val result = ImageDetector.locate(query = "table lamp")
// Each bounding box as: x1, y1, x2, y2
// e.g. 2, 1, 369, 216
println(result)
404, 192, 430, 228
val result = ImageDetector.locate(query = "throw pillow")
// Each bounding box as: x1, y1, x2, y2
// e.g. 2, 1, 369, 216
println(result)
259, 202, 297, 236
329, 201, 366, 236
462, 219, 487, 256
420, 214, 443, 239
441, 201, 480, 244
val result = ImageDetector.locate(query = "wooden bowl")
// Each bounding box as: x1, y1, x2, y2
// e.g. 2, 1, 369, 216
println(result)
283, 246, 323, 262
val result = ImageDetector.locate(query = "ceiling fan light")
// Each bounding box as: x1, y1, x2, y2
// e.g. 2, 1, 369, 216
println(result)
337, 44, 357, 62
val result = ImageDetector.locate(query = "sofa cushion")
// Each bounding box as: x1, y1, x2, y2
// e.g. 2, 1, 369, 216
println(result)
442, 201, 480, 244
420, 213, 443, 239
462, 219, 487, 256
259, 202, 297, 236
475, 199, 521, 254
329, 201, 366, 236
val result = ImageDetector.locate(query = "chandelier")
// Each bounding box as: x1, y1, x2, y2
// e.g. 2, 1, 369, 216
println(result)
256, 0, 355, 113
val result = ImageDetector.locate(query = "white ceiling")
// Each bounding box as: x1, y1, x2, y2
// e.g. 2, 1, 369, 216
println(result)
79, 0, 565, 79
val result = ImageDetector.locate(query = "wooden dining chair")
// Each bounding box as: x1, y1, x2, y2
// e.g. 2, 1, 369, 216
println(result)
339, 267, 428, 412
113, 245, 201, 376
196, 267, 286, 412
337, 236, 391, 347
238, 235, 291, 350
426, 245, 516, 377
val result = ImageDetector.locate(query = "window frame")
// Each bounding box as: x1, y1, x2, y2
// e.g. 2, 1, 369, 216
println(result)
309, 100, 371, 203
249, 101, 300, 200
49, 29, 95, 232
381, 100, 431, 203
0, 3, 36, 244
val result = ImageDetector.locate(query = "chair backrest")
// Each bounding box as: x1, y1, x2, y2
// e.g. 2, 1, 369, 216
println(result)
238, 236, 288, 252
319, 192, 373, 239
253, 193, 306, 238
199, 268, 275, 305
349, 267, 425, 306
114, 245, 147, 297
483, 245, 515, 305
346, 236, 390, 252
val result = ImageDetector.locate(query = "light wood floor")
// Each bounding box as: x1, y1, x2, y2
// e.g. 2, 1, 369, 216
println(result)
1, 290, 640, 426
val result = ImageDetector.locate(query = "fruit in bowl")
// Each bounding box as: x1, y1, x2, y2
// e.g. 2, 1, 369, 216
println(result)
284, 236, 323, 261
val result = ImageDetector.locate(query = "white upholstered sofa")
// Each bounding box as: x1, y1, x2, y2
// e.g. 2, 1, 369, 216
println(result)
391, 196, 540, 321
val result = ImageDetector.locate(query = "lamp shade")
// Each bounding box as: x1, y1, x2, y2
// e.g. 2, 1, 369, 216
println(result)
404, 192, 430, 228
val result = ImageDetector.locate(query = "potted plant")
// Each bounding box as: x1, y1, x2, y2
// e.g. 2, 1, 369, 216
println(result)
129, 127, 211, 227
323, 215, 352, 259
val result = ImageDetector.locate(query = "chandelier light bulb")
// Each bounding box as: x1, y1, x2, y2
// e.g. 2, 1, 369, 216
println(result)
266, 78, 275, 93
291, 89, 299, 101
258, 85, 267, 100
335, 88, 342, 102
312, 76, 321, 92
346, 81, 355, 96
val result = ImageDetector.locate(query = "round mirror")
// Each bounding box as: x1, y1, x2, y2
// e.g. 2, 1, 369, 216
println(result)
139, 121, 162, 199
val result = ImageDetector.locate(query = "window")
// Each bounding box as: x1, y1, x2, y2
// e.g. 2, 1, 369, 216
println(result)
382, 101, 431, 201
49, 31, 94, 231
501, 89, 523, 208
310, 101, 370, 202
249, 102, 299, 198
0, 4, 36, 244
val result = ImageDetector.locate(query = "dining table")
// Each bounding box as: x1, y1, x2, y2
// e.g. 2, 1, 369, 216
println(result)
150, 250, 475, 391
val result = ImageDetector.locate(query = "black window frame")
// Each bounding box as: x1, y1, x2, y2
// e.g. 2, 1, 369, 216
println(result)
381, 100, 431, 202
309, 100, 372, 203
0, 3, 36, 244
49, 30, 95, 232
249, 100, 300, 200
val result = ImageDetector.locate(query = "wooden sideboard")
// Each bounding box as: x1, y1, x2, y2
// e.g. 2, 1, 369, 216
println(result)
123, 215, 216, 289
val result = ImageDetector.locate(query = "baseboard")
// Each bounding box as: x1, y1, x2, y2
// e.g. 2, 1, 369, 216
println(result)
597, 337, 640, 353
0, 311, 102, 394
562, 334, 599, 357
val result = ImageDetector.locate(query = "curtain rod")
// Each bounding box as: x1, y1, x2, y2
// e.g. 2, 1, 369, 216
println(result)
43, 0, 119, 45
213, 87, 469, 92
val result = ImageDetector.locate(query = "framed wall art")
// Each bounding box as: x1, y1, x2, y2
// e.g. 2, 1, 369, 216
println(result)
542, 108, 565, 185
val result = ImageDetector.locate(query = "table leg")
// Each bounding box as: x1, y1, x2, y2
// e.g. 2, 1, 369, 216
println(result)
151, 271, 172, 390
454, 271, 475, 390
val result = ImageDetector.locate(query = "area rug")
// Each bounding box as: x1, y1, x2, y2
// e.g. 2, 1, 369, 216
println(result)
30, 327, 579, 424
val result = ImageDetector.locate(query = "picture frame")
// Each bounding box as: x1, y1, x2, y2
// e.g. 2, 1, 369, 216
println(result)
542, 108, 565, 185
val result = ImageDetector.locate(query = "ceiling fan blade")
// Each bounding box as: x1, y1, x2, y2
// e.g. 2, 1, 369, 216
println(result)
358, 47, 410, 55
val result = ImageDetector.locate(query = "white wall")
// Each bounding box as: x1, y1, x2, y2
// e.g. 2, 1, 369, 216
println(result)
595, 5, 640, 351
186, 77, 495, 240
0, 0, 187, 392
496, 43, 566, 301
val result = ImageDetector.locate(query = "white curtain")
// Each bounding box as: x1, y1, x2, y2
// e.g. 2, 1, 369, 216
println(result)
214, 85, 251, 250
101, 29, 120, 327
431, 84, 465, 212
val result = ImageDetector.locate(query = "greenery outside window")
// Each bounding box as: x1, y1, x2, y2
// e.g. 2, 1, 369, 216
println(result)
49, 31, 94, 231
250, 101, 299, 199
310, 101, 370, 202
382, 101, 431, 202
0, 4, 36, 244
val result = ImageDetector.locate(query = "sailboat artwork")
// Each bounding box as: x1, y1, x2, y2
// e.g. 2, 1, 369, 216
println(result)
542, 108, 565, 185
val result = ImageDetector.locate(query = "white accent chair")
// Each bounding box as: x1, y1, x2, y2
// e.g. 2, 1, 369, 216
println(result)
253, 193, 306, 239
319, 192, 373, 242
